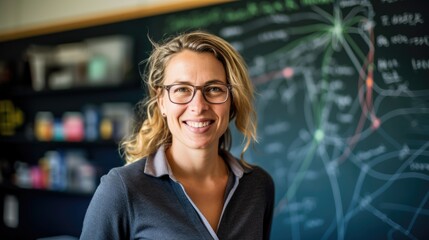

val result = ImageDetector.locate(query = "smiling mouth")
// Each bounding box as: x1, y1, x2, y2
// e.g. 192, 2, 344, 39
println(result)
185, 121, 213, 128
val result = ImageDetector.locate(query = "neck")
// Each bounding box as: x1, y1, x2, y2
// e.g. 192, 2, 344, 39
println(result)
166, 143, 226, 180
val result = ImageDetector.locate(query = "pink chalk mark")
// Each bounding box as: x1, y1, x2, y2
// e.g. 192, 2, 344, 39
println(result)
282, 67, 294, 79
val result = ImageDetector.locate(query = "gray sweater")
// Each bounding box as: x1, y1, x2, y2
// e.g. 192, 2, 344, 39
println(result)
80, 146, 274, 240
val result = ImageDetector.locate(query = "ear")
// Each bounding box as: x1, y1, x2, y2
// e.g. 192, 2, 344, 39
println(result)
157, 88, 166, 115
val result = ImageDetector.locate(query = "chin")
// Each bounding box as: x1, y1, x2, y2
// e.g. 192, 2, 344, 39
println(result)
186, 139, 217, 150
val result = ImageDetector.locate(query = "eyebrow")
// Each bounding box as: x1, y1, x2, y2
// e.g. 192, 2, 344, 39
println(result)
171, 79, 227, 85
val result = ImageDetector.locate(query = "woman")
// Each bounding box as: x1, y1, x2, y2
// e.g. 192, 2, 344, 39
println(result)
80, 31, 274, 240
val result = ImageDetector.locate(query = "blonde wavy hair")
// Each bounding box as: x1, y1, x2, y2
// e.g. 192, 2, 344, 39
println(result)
120, 31, 257, 166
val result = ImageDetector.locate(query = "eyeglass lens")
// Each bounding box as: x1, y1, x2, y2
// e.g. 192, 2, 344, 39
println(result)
167, 84, 229, 104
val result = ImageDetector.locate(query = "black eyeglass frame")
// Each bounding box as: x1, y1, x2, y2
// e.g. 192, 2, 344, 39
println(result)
159, 83, 232, 104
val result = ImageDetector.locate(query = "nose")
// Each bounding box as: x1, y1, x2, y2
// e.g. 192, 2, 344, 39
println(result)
189, 89, 208, 113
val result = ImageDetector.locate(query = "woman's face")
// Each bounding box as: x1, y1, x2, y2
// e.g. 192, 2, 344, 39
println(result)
158, 50, 231, 151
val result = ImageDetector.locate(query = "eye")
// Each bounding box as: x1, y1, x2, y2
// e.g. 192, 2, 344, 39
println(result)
205, 85, 226, 93
172, 85, 193, 93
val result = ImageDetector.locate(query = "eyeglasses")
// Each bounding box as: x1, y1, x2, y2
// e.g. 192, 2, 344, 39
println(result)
160, 83, 232, 104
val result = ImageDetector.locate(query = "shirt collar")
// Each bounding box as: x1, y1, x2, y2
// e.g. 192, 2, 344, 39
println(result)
144, 145, 249, 179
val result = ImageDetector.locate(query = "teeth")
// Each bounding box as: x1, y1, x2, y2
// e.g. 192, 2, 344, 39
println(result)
186, 121, 211, 128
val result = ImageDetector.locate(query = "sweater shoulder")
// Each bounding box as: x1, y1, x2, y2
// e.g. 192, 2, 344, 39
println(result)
248, 165, 274, 185
108, 158, 147, 182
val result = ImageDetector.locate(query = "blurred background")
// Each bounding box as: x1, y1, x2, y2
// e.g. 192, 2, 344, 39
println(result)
1, 0, 429, 240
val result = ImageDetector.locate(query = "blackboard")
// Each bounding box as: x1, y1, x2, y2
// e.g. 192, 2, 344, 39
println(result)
148, 0, 429, 239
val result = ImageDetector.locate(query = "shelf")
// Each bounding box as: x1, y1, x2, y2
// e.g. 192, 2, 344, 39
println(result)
1, 138, 119, 146
0, 183, 94, 198
0, 82, 143, 98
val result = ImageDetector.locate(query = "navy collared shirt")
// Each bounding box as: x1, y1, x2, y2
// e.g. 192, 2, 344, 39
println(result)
80, 146, 274, 240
